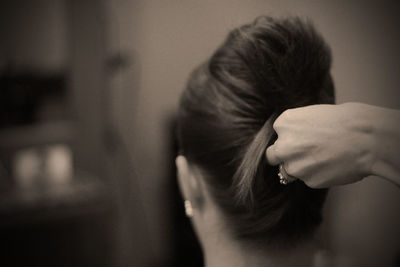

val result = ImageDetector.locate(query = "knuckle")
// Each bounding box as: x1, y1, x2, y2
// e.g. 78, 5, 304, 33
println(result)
281, 109, 292, 120
272, 118, 281, 132
274, 109, 292, 131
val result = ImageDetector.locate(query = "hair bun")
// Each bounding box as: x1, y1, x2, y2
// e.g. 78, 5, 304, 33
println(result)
211, 16, 333, 113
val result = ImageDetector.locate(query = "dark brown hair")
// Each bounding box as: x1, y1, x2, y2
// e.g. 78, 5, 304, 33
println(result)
177, 16, 334, 248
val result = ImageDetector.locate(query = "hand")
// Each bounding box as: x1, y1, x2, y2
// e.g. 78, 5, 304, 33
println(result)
266, 103, 375, 188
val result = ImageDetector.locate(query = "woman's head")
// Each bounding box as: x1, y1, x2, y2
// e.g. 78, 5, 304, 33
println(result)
176, 16, 334, 248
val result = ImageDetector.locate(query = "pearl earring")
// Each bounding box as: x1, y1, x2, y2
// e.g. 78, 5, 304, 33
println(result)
184, 200, 193, 217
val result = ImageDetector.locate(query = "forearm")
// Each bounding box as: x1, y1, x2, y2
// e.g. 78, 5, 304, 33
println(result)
367, 104, 400, 186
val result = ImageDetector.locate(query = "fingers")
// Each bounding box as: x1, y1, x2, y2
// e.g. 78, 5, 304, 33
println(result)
266, 144, 280, 165
266, 109, 295, 166
266, 110, 289, 165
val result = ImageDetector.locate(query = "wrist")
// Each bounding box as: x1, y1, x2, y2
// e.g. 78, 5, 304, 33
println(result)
339, 103, 376, 177
354, 103, 378, 178
366, 104, 400, 179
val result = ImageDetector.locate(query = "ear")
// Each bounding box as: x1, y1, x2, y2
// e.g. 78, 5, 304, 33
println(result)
176, 155, 203, 208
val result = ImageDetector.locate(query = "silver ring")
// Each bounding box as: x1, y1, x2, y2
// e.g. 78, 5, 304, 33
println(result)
278, 164, 297, 185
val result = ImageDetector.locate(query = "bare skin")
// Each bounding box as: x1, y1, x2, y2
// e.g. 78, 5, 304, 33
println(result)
266, 102, 400, 188
176, 155, 318, 267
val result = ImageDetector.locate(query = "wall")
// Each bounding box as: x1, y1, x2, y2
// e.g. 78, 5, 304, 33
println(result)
106, 0, 400, 265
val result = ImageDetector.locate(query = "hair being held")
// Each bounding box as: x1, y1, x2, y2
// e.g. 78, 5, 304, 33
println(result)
177, 16, 335, 249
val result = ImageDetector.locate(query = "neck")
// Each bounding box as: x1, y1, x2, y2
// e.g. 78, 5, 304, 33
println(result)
203, 233, 316, 267
192, 209, 317, 267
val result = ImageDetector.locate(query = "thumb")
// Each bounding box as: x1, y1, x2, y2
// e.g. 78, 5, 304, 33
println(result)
266, 144, 280, 165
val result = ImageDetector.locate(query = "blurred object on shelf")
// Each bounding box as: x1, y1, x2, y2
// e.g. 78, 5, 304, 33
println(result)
13, 147, 41, 188
45, 144, 73, 184
0, 121, 75, 190
13, 144, 73, 188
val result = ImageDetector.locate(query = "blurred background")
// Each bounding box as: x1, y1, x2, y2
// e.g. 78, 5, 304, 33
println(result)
0, 0, 399, 266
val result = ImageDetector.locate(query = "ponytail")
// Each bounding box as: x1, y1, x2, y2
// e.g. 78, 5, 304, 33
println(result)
232, 115, 277, 205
